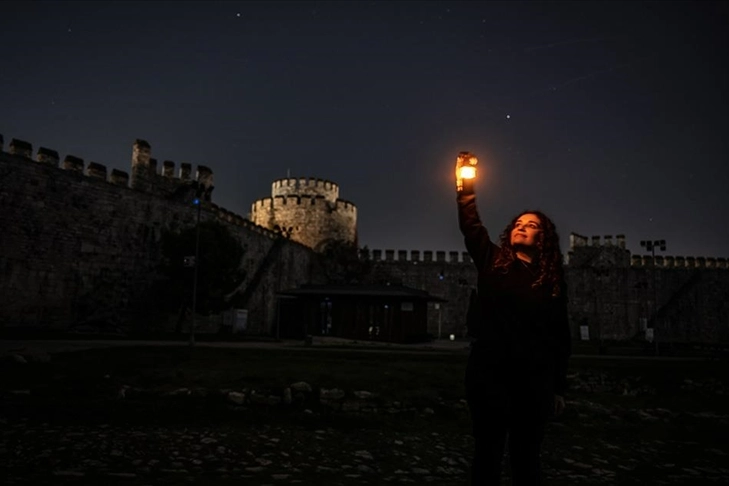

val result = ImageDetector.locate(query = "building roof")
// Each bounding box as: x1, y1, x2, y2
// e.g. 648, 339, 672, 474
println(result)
277, 284, 447, 302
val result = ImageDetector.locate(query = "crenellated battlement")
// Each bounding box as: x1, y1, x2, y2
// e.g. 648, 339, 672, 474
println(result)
336, 199, 357, 213
131, 139, 214, 201
568, 232, 727, 270
630, 255, 727, 269
0, 133, 305, 249
367, 244, 727, 270
0, 135, 217, 199
271, 176, 339, 202
3, 135, 133, 187
368, 249, 473, 264
251, 194, 362, 212
570, 233, 627, 249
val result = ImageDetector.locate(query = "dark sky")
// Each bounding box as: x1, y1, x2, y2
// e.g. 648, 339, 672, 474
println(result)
2, 1, 727, 259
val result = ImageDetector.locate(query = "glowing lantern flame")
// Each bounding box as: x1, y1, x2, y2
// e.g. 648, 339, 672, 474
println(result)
459, 165, 476, 179
456, 152, 478, 181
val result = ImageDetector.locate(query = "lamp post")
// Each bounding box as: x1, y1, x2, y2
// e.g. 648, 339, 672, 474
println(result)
189, 194, 202, 348
640, 239, 666, 356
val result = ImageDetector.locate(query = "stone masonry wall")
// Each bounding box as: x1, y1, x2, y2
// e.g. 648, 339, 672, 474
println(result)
0, 138, 321, 333
365, 239, 729, 343
250, 177, 357, 252
1, 132, 726, 343
363, 250, 476, 339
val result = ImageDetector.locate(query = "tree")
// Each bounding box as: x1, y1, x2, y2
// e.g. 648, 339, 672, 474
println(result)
319, 240, 371, 284
154, 220, 245, 330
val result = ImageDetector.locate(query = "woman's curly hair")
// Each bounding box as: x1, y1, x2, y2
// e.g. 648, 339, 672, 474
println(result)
492, 210, 565, 297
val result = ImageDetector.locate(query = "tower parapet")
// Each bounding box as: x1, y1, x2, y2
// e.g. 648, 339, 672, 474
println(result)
272, 177, 339, 202
250, 176, 356, 251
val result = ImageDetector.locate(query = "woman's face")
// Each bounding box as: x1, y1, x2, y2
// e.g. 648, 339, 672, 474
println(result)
511, 213, 542, 247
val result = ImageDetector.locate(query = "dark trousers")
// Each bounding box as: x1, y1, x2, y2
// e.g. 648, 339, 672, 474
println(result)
466, 351, 551, 485
467, 393, 546, 485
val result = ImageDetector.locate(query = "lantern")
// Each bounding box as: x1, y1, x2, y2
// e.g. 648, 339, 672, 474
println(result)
456, 151, 478, 192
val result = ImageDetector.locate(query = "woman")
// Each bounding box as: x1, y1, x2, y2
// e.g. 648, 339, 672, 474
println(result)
455, 152, 571, 485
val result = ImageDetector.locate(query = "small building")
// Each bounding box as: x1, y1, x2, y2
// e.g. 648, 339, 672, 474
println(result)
276, 284, 447, 343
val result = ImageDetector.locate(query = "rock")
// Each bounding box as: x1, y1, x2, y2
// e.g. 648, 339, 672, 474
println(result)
638, 410, 659, 422
228, 391, 246, 404
248, 392, 281, 406
320, 388, 345, 400
11, 354, 27, 364
291, 382, 312, 393
357, 465, 375, 473
354, 450, 374, 460
412, 467, 430, 474
116, 385, 130, 399
354, 390, 373, 399
283, 387, 292, 405
53, 471, 85, 477
342, 400, 361, 412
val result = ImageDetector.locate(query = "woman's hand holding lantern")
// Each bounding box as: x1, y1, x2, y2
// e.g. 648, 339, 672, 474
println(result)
455, 151, 478, 193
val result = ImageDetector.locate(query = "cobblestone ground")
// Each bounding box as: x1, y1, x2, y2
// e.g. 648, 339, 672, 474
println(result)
3, 401, 729, 485
2, 347, 728, 485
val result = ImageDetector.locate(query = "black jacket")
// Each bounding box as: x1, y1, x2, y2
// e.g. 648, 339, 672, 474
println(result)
458, 192, 571, 396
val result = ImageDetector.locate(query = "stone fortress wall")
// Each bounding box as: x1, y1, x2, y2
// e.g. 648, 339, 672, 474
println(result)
250, 177, 357, 252
363, 234, 729, 344
0, 134, 323, 334
1, 130, 727, 344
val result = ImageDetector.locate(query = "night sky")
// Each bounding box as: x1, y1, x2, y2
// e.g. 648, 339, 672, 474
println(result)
2, 1, 727, 259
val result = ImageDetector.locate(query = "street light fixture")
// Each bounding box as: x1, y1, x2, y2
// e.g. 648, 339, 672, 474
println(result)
189, 191, 203, 348
640, 239, 667, 356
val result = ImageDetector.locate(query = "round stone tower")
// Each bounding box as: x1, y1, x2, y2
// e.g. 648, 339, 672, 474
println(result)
250, 177, 357, 251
